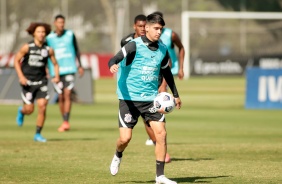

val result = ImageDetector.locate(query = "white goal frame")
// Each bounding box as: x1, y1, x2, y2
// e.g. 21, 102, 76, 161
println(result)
181, 11, 282, 79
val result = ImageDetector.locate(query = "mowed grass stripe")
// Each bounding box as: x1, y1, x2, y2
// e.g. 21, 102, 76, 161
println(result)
0, 77, 281, 184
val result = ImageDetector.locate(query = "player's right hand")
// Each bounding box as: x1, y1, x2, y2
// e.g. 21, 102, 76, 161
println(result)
178, 69, 184, 80
52, 77, 60, 83
19, 77, 28, 86
110, 64, 119, 73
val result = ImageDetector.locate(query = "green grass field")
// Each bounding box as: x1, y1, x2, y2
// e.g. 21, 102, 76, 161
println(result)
0, 77, 281, 184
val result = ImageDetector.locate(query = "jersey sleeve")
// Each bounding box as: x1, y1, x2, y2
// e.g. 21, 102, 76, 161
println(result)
120, 38, 127, 47
72, 34, 82, 66
108, 42, 136, 68
160, 51, 179, 98
161, 51, 170, 69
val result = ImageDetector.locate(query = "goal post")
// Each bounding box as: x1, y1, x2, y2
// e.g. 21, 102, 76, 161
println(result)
181, 11, 282, 79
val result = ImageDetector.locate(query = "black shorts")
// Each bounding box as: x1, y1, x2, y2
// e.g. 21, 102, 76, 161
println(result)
21, 79, 49, 104
53, 74, 75, 94
118, 100, 165, 129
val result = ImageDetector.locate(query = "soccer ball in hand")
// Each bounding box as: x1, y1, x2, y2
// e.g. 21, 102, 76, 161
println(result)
154, 92, 176, 114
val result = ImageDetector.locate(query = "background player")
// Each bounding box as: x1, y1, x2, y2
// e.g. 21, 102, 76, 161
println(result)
120, 14, 146, 47
14, 22, 60, 142
109, 13, 181, 184
46, 14, 84, 132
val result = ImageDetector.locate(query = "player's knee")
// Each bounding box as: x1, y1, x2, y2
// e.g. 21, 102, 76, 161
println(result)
155, 129, 167, 140
37, 103, 47, 113
24, 106, 34, 115
39, 106, 46, 113
119, 136, 131, 145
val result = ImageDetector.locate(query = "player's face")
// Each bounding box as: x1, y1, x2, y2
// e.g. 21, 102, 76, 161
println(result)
145, 23, 163, 42
134, 20, 146, 37
54, 18, 65, 32
33, 26, 46, 42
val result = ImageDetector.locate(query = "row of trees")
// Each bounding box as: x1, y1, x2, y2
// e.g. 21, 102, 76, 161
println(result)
1, 0, 282, 55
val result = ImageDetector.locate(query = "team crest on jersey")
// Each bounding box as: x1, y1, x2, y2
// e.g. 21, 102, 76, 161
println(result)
124, 113, 132, 123
41, 49, 48, 57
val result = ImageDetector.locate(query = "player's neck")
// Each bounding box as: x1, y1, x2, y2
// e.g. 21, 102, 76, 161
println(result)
134, 33, 139, 38
34, 39, 44, 47
145, 34, 154, 42
55, 29, 64, 36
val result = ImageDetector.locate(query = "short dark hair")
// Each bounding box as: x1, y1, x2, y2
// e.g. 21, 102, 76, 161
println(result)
26, 22, 51, 35
146, 13, 165, 26
55, 14, 65, 20
152, 11, 163, 18
134, 14, 146, 24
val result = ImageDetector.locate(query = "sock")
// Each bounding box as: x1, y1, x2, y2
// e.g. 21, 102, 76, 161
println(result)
115, 150, 123, 158
63, 113, 70, 122
156, 160, 165, 177
36, 126, 42, 134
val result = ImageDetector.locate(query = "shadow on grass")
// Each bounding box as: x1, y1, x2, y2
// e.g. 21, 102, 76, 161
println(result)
171, 157, 214, 161
48, 137, 97, 141
125, 175, 231, 183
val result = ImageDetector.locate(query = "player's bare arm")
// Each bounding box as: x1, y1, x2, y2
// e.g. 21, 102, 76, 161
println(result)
48, 48, 60, 83
172, 31, 185, 80
14, 44, 29, 86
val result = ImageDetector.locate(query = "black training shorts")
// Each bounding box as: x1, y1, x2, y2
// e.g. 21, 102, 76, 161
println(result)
118, 100, 165, 129
53, 74, 75, 94
21, 78, 49, 104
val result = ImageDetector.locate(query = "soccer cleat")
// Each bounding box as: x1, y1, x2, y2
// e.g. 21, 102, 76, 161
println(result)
165, 153, 171, 163
155, 175, 177, 184
145, 138, 154, 146
58, 121, 70, 132
16, 106, 24, 127
34, 133, 47, 142
110, 155, 122, 176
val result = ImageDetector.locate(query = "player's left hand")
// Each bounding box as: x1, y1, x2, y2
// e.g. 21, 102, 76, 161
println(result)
178, 69, 184, 80
174, 97, 182, 109
78, 66, 84, 77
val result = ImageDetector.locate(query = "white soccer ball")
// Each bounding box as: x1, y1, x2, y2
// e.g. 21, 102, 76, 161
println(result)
154, 92, 176, 114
